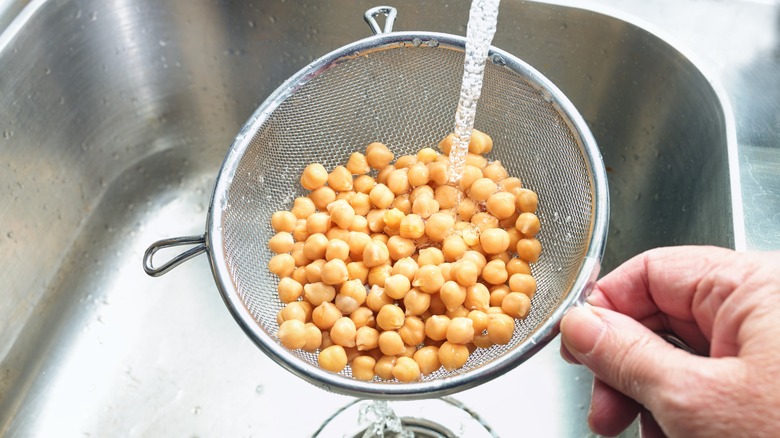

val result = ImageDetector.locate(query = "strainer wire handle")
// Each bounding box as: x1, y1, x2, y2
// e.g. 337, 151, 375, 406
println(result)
364, 6, 397, 35
143, 235, 207, 277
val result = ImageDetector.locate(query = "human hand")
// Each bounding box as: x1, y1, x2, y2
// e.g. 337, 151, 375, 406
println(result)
559, 246, 780, 437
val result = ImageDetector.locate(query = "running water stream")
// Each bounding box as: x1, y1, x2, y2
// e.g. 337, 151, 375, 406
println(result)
448, 0, 501, 184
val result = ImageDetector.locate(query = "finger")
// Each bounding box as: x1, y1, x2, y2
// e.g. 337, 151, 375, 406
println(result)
559, 342, 581, 364
640, 409, 667, 438
588, 377, 640, 437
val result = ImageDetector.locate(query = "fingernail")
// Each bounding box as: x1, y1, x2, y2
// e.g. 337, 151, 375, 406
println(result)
561, 305, 605, 356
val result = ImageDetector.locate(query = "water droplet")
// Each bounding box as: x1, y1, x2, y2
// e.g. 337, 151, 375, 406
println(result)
426, 39, 439, 48
255, 385, 264, 394
490, 53, 506, 65
2, 130, 12, 139
192, 406, 201, 415
248, 20, 256, 27
158, 39, 168, 47
411, 38, 422, 47
89, 11, 97, 21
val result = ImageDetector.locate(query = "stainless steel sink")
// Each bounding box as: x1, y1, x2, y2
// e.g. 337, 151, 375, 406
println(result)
2, 0, 775, 436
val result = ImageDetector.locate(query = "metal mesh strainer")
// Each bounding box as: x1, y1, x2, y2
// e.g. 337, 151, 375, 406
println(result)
143, 6, 609, 399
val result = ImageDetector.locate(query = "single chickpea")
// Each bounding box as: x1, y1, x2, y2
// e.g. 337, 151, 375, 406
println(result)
306, 212, 332, 235
468, 178, 497, 201
328, 165, 353, 192
417, 147, 439, 163
292, 218, 310, 242
506, 228, 522, 253
506, 257, 531, 276
367, 263, 392, 288
490, 251, 512, 264
366, 285, 394, 312
516, 238, 542, 263
383, 208, 405, 232
487, 313, 515, 345
515, 212, 541, 237
330, 316, 358, 348
277, 277, 304, 303
446, 305, 470, 319
376, 304, 405, 331
456, 197, 478, 221
486, 192, 517, 220
354, 174, 377, 194
271, 211, 297, 233
424, 314, 451, 341
428, 292, 447, 315
515, 188, 539, 213
407, 161, 430, 187
325, 239, 350, 262
413, 346, 441, 375
446, 317, 475, 344
451, 259, 480, 287
471, 212, 499, 232
392, 257, 419, 281
409, 185, 434, 203
281, 301, 312, 323
481, 259, 508, 285
269, 231, 295, 254
349, 214, 370, 234
355, 325, 380, 351
397, 316, 425, 347
365, 142, 394, 169
327, 199, 355, 229
335, 279, 367, 314
300, 163, 328, 190
309, 186, 336, 211
434, 185, 462, 209
303, 282, 337, 307
509, 273, 537, 298
417, 248, 445, 267
467, 310, 489, 334
489, 284, 511, 307
369, 183, 395, 209
350, 306, 376, 329
461, 250, 487, 271
483, 161, 509, 182
326, 227, 350, 242
379, 330, 406, 356
386, 236, 416, 261
291, 266, 308, 284
473, 333, 493, 349
502, 292, 532, 319
303, 233, 328, 261
292, 196, 316, 219
439, 262, 453, 282
319, 345, 348, 373
374, 355, 397, 380
336, 190, 355, 202
321, 259, 349, 285
347, 231, 371, 261
268, 253, 295, 278
403, 288, 431, 316
442, 235, 468, 261
302, 323, 323, 352
312, 301, 342, 330
499, 177, 523, 196
391, 194, 412, 214
384, 274, 412, 300
386, 169, 410, 195
392, 356, 421, 382
428, 160, 450, 186
349, 192, 371, 216
412, 265, 445, 294
458, 165, 484, 192
438, 133, 456, 155
460, 227, 480, 247
438, 341, 470, 371
347, 261, 369, 283
399, 214, 425, 239
395, 154, 417, 169
480, 228, 510, 255
425, 212, 454, 242
412, 195, 440, 219
362, 240, 390, 267
277, 319, 307, 349
465, 153, 488, 171
351, 355, 377, 381
464, 283, 490, 312
469, 129, 493, 154
346, 152, 370, 175
376, 164, 395, 185
304, 259, 327, 283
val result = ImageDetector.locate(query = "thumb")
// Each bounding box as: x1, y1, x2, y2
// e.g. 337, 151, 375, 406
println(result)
560, 304, 704, 409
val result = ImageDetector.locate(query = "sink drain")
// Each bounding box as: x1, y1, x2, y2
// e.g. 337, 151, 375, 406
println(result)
314, 397, 496, 437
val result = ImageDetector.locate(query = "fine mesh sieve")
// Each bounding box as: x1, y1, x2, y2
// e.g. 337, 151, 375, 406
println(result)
143, 6, 609, 399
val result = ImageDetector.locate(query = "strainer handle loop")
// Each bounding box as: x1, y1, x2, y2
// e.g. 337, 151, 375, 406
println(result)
143, 234, 207, 277
364, 6, 397, 35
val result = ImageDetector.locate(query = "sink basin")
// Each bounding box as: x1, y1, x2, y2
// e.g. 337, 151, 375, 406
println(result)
0, 0, 740, 436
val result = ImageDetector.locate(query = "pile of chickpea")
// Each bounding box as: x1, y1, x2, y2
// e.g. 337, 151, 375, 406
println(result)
267, 130, 542, 383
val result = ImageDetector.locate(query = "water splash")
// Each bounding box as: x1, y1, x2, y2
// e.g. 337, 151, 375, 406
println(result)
358, 401, 412, 438
448, 0, 500, 184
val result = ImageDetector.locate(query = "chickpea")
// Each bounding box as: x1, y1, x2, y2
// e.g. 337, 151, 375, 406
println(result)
515, 188, 539, 213
483, 161, 508, 182
376, 164, 395, 185
379, 330, 406, 356
403, 288, 431, 316
312, 301, 342, 330
458, 165, 483, 192
346, 193, 370, 217
451, 259, 479, 287
278, 319, 307, 349
446, 317, 475, 344
424, 314, 451, 341
428, 292, 447, 315
412, 195, 439, 219
438, 133, 456, 155
354, 174, 377, 194
461, 250, 487, 271
439, 262, 453, 282
326, 227, 350, 243
515, 212, 541, 237
428, 160, 450, 186
368, 263, 392, 288
445, 305, 470, 319
325, 239, 349, 262
486, 192, 517, 220
392, 257, 419, 281
349, 215, 370, 234
277, 277, 304, 303
271, 211, 297, 233
468, 178, 497, 201
291, 266, 308, 284
306, 212, 332, 236
292, 218, 310, 242
398, 316, 426, 347
467, 310, 489, 334
413, 346, 441, 375
355, 325, 380, 351
473, 333, 493, 349
383, 208, 404, 232
268, 253, 295, 278
387, 235, 416, 260
292, 196, 316, 219
489, 284, 511, 307
499, 177, 522, 196
442, 235, 468, 261
330, 317, 357, 347
335, 279, 367, 314
399, 214, 425, 239
516, 238, 542, 263
302, 323, 323, 352
508, 273, 537, 298
392, 356, 421, 382
281, 301, 312, 323
327, 165, 353, 192
369, 183, 394, 209
366, 285, 394, 312
374, 355, 397, 380
309, 186, 336, 211
319, 345, 348, 373
386, 169, 410, 195
365, 142, 394, 169
350, 306, 376, 329
506, 257, 531, 276
456, 197, 478, 221
412, 265, 445, 294
464, 283, 490, 312
351, 355, 376, 381
417, 248, 445, 267
347, 231, 371, 261
376, 304, 405, 331
346, 152, 370, 175
300, 163, 328, 190
392, 194, 412, 214
326, 199, 354, 229
481, 259, 508, 285
269, 231, 294, 254
407, 161, 430, 187
467, 129, 493, 154
303, 233, 328, 261
362, 240, 389, 268
432, 185, 460, 209
303, 282, 336, 307
384, 274, 411, 300
480, 228, 510, 255
346, 261, 369, 283
471, 212, 499, 232
438, 341, 470, 371
421, 212, 452, 243
502, 292, 532, 319
321, 259, 348, 285
487, 313, 515, 345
